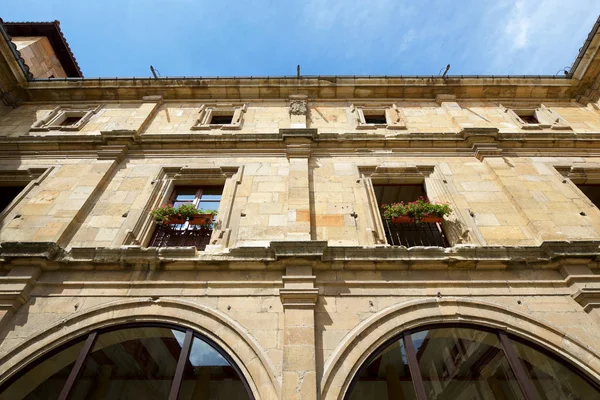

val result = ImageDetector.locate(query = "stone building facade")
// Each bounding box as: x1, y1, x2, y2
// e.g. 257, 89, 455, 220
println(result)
1, 17, 600, 400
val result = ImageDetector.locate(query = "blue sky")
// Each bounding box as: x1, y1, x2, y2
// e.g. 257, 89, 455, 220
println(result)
3, 0, 600, 78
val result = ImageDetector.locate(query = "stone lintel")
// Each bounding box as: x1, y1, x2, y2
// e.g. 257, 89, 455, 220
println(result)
271, 241, 328, 259
461, 126, 500, 135
435, 94, 457, 104
96, 144, 130, 161
0, 266, 41, 325
472, 143, 503, 160
279, 288, 319, 308
573, 287, 600, 313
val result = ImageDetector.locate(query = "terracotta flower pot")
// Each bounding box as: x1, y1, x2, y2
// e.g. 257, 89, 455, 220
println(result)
165, 215, 185, 225
189, 214, 214, 225
391, 216, 415, 224
420, 215, 443, 223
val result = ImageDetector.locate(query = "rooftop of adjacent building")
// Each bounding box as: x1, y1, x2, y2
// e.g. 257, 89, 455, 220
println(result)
1, 19, 82, 78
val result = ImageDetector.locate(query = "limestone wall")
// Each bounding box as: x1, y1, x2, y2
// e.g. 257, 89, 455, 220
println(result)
2, 98, 600, 399
1, 265, 600, 400
2, 100, 600, 137
12, 37, 67, 79
3, 154, 600, 248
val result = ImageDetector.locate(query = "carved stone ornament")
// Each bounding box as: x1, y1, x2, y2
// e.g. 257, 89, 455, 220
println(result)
289, 100, 308, 116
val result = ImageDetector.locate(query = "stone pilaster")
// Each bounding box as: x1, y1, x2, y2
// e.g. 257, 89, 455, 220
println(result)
0, 266, 40, 330
283, 131, 313, 241
280, 264, 319, 400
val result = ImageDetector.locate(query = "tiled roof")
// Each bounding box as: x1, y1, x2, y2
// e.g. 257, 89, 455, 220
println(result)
2, 19, 83, 77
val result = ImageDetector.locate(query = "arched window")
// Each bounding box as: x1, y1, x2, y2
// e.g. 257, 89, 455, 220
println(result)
0, 324, 253, 400
346, 325, 600, 400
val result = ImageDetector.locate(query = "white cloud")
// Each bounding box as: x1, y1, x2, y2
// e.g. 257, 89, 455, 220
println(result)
504, 0, 530, 49
400, 28, 416, 52
483, 0, 600, 73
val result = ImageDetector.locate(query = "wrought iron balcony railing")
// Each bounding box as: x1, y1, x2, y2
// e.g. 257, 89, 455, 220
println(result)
149, 223, 212, 250
382, 218, 448, 247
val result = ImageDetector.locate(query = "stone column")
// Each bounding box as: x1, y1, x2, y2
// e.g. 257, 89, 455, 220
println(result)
280, 264, 319, 400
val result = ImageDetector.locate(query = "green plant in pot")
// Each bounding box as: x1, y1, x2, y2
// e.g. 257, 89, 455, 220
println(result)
381, 198, 451, 223
150, 204, 178, 224
151, 204, 219, 225
179, 204, 218, 225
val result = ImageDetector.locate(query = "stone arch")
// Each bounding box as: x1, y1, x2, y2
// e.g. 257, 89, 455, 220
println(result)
321, 297, 600, 400
0, 297, 280, 400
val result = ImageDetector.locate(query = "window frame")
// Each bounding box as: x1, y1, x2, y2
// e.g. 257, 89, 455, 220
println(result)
192, 103, 247, 130
30, 105, 102, 132
502, 104, 571, 131
148, 185, 223, 249
344, 323, 600, 400
0, 323, 255, 400
124, 166, 242, 251
358, 165, 475, 247
0, 168, 53, 223
351, 103, 407, 130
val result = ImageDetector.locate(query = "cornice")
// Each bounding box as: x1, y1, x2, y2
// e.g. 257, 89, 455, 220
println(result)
4, 130, 600, 160
1, 240, 599, 271
22, 76, 578, 103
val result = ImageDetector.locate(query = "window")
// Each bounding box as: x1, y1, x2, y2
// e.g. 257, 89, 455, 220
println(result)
351, 104, 406, 130
374, 184, 448, 247
363, 111, 387, 125
210, 113, 234, 125
192, 104, 247, 130
555, 166, 600, 217
149, 186, 223, 249
347, 325, 600, 400
0, 168, 52, 222
0, 186, 26, 214
0, 324, 253, 400
30, 105, 101, 132
60, 116, 83, 126
576, 185, 600, 209
515, 109, 539, 125
503, 105, 571, 130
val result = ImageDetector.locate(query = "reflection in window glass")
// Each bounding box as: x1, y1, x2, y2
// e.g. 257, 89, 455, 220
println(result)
347, 338, 416, 400
69, 327, 184, 400
178, 336, 250, 400
511, 337, 599, 400
0, 338, 85, 400
411, 327, 524, 400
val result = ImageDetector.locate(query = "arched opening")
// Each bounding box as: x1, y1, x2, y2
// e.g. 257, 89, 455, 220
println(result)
345, 324, 600, 400
0, 323, 253, 400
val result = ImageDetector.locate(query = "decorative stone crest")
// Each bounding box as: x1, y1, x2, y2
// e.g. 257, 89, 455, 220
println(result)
289, 100, 307, 116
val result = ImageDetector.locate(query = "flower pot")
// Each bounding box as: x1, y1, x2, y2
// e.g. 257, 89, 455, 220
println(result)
420, 215, 443, 223
391, 216, 414, 224
189, 214, 214, 225
164, 215, 185, 225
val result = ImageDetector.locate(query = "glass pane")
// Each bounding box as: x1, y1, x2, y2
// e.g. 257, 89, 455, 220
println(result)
173, 201, 194, 208
175, 194, 196, 202
347, 338, 416, 400
200, 194, 222, 201
69, 327, 185, 400
511, 337, 600, 400
178, 336, 250, 400
0, 338, 86, 399
411, 327, 525, 400
197, 201, 220, 211
201, 188, 223, 197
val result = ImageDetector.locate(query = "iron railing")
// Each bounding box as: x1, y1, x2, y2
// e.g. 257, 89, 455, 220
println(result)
382, 218, 448, 247
149, 224, 212, 250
